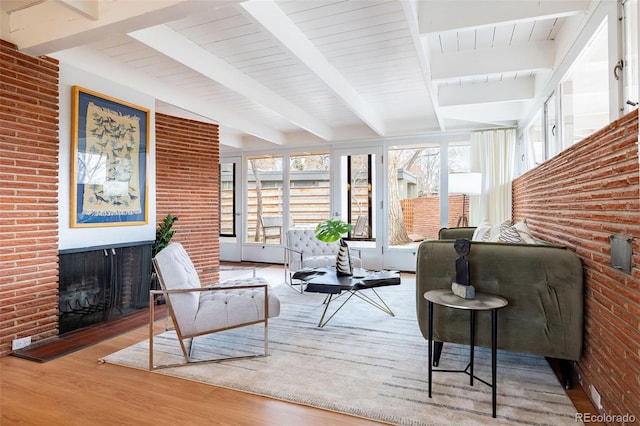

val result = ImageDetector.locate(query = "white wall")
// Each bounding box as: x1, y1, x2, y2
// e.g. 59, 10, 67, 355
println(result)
58, 62, 156, 250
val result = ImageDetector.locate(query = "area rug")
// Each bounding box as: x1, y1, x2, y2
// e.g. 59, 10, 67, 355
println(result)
100, 278, 580, 425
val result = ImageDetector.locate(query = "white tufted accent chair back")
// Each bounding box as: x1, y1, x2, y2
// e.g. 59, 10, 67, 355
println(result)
285, 229, 362, 274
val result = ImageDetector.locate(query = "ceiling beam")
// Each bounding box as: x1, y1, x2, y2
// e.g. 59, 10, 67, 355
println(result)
399, 0, 445, 131
431, 41, 554, 81
6, 0, 194, 55
52, 46, 286, 144
440, 100, 528, 124
419, 0, 590, 34
55, 0, 99, 20
439, 77, 535, 107
129, 25, 333, 141
239, 0, 386, 136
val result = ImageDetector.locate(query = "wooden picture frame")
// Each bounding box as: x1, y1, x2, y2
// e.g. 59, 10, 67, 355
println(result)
70, 86, 149, 227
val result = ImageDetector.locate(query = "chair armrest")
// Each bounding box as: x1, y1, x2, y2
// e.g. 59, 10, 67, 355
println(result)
207, 282, 268, 290
150, 282, 268, 296
198, 266, 257, 277
284, 247, 303, 256
284, 247, 303, 267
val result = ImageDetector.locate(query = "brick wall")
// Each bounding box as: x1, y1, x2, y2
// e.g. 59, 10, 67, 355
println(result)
0, 40, 60, 356
512, 110, 640, 421
155, 113, 220, 282
401, 195, 467, 240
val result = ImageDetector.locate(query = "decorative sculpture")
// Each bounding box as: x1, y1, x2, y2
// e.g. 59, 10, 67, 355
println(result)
451, 238, 475, 299
315, 218, 354, 276
335, 238, 353, 276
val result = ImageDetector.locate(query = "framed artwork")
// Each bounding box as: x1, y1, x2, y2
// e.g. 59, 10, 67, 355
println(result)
70, 86, 149, 227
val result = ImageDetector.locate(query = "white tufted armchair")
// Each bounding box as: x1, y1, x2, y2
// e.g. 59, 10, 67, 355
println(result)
284, 229, 362, 292
150, 242, 280, 369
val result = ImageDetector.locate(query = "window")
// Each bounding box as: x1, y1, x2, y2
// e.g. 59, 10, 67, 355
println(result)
345, 154, 373, 240
246, 155, 283, 244
447, 143, 473, 228
288, 152, 330, 229
219, 162, 235, 237
387, 144, 441, 244
624, 0, 639, 109
561, 20, 610, 147
526, 109, 544, 166
544, 93, 559, 158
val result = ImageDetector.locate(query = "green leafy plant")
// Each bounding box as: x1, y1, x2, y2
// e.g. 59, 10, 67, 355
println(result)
153, 213, 178, 256
151, 214, 178, 303
314, 217, 353, 243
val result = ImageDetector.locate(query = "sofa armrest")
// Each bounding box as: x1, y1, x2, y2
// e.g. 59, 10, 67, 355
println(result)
438, 227, 476, 240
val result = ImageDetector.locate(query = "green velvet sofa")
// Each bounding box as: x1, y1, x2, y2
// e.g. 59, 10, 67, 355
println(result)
415, 227, 584, 386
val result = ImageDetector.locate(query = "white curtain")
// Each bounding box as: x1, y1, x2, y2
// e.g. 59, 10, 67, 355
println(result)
470, 128, 516, 224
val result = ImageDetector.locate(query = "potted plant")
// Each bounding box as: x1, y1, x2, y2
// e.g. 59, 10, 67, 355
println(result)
315, 218, 354, 276
151, 214, 178, 304
153, 213, 178, 257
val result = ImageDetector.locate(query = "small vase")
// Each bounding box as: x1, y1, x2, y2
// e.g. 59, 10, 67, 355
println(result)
336, 238, 353, 276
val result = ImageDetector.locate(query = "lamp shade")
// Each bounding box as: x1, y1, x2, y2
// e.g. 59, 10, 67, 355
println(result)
448, 172, 482, 195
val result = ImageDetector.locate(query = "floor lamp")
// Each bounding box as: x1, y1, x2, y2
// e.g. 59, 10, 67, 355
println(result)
448, 172, 482, 227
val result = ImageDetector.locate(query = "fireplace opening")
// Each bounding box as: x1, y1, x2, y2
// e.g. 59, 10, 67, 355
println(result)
58, 243, 152, 334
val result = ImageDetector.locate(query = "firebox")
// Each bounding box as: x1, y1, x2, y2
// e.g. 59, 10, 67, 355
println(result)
58, 242, 152, 334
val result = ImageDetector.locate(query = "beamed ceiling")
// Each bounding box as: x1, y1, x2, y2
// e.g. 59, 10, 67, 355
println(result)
0, 0, 597, 150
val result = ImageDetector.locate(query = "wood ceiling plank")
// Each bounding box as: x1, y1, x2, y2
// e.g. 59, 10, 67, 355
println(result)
304, 17, 408, 43
315, 28, 408, 53
167, 7, 240, 31
457, 30, 476, 52
471, 27, 493, 50
511, 21, 536, 44
293, 2, 402, 33
282, 0, 380, 22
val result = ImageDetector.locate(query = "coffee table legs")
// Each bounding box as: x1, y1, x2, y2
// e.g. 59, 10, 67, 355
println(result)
316, 289, 395, 328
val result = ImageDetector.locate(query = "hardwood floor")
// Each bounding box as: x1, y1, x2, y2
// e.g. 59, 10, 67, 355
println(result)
1, 264, 601, 425
2, 320, 380, 426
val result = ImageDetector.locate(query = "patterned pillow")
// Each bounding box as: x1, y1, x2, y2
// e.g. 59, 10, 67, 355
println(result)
485, 220, 511, 242
481, 221, 503, 241
498, 223, 523, 243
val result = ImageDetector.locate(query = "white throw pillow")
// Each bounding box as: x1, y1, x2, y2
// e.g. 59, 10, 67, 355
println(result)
513, 219, 537, 244
472, 221, 492, 241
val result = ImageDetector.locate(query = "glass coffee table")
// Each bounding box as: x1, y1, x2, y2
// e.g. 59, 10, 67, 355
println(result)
293, 267, 401, 327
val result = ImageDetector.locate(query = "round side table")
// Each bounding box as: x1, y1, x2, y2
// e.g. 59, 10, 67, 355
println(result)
424, 289, 508, 418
